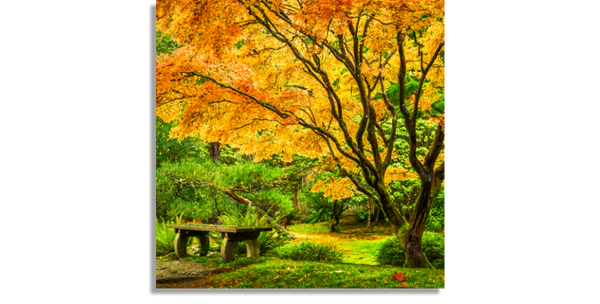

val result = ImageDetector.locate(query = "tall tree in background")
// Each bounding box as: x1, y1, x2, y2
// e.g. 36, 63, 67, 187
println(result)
209, 142, 221, 162
156, 0, 444, 268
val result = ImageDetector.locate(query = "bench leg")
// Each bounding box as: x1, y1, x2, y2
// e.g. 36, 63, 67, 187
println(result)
244, 239, 260, 258
198, 234, 210, 256
220, 238, 238, 263
174, 231, 188, 259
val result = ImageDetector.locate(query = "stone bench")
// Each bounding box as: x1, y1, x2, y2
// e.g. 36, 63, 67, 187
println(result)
166, 224, 273, 263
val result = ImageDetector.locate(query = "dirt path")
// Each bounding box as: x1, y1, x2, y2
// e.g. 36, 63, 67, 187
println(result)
156, 258, 227, 288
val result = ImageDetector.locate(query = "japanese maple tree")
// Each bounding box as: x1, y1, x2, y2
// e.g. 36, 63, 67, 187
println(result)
156, 0, 444, 268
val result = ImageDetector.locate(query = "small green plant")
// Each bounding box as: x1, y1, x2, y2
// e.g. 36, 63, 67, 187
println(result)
376, 232, 444, 269
219, 205, 271, 227
220, 205, 291, 256
156, 213, 191, 257
273, 241, 343, 262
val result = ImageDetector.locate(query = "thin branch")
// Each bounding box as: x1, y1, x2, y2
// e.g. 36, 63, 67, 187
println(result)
411, 41, 444, 127
229, 118, 280, 131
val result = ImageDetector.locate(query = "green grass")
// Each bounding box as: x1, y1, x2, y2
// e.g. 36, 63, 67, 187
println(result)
336, 237, 392, 265
160, 217, 444, 289
287, 222, 331, 233
286, 219, 396, 266
286, 219, 394, 235
201, 257, 444, 288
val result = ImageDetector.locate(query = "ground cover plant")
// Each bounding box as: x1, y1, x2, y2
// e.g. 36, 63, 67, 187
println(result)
171, 257, 444, 289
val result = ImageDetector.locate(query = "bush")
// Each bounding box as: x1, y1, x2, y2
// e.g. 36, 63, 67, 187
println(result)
375, 237, 406, 267
376, 232, 444, 269
425, 186, 445, 232
273, 241, 343, 262
422, 231, 445, 269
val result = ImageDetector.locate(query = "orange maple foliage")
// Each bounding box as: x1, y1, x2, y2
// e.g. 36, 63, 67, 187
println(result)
157, 0, 445, 267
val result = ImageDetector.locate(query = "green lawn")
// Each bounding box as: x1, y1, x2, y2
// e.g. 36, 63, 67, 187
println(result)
182, 256, 444, 288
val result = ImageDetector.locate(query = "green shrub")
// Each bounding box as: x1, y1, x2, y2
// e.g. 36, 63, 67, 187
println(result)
425, 186, 445, 232
273, 241, 343, 262
375, 237, 406, 267
422, 231, 445, 269
376, 232, 444, 269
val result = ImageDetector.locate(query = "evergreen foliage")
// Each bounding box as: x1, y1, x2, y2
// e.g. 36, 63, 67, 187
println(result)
156, 158, 294, 222
156, 116, 205, 169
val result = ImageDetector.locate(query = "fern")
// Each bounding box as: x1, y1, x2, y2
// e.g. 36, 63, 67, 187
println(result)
156, 212, 190, 256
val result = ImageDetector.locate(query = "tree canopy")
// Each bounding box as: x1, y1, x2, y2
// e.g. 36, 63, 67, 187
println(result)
156, 0, 445, 268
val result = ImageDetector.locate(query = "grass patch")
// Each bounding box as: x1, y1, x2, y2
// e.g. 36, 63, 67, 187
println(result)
202, 257, 444, 289
336, 237, 391, 265
287, 222, 331, 233
287, 218, 394, 235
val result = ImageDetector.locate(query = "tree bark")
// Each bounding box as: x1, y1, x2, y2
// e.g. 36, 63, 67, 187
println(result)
366, 199, 372, 232
209, 142, 221, 162
403, 178, 433, 268
330, 201, 347, 233
404, 125, 444, 269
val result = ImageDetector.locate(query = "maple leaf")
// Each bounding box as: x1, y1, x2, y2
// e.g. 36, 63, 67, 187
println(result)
391, 271, 407, 284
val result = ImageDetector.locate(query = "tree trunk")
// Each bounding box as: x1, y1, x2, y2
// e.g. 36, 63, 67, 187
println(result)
330, 201, 343, 233
209, 142, 221, 162
403, 178, 433, 268
404, 162, 444, 268
366, 199, 372, 232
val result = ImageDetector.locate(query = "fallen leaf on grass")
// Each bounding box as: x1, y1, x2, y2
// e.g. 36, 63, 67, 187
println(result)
391, 271, 407, 283
396, 283, 407, 288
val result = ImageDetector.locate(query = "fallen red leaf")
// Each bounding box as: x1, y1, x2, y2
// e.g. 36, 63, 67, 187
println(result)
391, 271, 407, 283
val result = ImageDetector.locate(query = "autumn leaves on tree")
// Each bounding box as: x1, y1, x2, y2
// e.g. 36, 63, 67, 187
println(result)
156, 0, 444, 268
